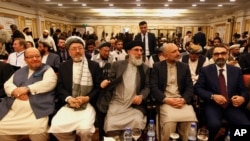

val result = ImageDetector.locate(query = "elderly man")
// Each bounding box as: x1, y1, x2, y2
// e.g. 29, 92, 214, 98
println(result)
49, 36, 102, 141
0, 47, 57, 141
98, 40, 150, 138
150, 43, 197, 141
181, 43, 209, 84
194, 45, 250, 140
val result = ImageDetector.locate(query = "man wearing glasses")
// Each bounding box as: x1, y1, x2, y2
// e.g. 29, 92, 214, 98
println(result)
194, 44, 250, 140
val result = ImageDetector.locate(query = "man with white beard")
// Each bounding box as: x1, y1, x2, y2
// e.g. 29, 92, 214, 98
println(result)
97, 40, 150, 138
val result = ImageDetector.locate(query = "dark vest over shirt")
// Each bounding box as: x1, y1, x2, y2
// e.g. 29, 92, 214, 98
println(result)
0, 64, 55, 120
182, 55, 206, 75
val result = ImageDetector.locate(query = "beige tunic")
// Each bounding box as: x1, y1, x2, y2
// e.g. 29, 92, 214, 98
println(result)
0, 67, 57, 135
104, 63, 146, 132
159, 63, 197, 123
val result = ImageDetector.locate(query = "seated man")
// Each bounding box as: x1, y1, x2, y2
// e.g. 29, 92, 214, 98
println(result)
0, 47, 57, 141
0, 61, 14, 98
194, 45, 250, 140
98, 40, 150, 137
150, 43, 197, 141
181, 43, 209, 84
49, 36, 102, 141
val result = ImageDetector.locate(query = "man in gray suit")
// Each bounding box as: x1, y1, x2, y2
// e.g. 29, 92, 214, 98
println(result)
0, 47, 57, 141
98, 40, 150, 138
38, 41, 60, 71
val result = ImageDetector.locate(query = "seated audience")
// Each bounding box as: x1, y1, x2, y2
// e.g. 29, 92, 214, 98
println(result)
49, 36, 102, 141
194, 45, 250, 140
0, 47, 57, 141
150, 43, 197, 140
110, 39, 127, 61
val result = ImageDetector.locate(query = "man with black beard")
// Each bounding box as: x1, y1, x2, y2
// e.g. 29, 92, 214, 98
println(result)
23, 27, 35, 47
38, 30, 57, 52
97, 40, 150, 139
38, 41, 60, 71
194, 45, 250, 140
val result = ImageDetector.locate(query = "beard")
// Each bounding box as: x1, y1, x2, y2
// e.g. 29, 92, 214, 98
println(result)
129, 55, 143, 66
72, 56, 83, 62
43, 35, 48, 38
40, 50, 45, 56
214, 58, 226, 67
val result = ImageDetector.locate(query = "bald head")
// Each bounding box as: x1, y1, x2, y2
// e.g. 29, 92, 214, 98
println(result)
24, 47, 42, 70
0, 24, 3, 29
162, 43, 180, 63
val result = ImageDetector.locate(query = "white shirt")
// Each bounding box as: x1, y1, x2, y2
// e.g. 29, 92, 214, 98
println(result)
42, 54, 48, 64
7, 51, 26, 67
110, 49, 127, 61
24, 34, 35, 47
141, 32, 150, 56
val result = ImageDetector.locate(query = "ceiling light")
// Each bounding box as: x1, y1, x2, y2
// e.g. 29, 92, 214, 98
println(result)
58, 3, 63, 6
104, 0, 109, 1
164, 4, 169, 7
230, 0, 236, 1
192, 4, 197, 7
137, 4, 141, 6
73, 0, 78, 1
45, 0, 50, 1
200, 0, 205, 1
168, 0, 173, 1
136, 0, 141, 1
218, 4, 223, 7
109, 3, 114, 6
82, 3, 87, 6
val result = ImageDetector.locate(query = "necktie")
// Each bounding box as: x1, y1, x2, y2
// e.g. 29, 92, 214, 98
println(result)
218, 69, 228, 107
142, 34, 145, 47
62, 50, 66, 61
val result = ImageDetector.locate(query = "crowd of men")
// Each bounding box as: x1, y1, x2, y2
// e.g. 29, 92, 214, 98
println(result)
0, 21, 250, 141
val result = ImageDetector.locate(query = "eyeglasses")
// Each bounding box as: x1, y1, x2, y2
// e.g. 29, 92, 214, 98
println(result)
25, 55, 41, 59
69, 47, 84, 51
213, 52, 227, 56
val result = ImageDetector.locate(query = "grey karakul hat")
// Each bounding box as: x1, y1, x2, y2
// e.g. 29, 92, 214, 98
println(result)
65, 36, 86, 50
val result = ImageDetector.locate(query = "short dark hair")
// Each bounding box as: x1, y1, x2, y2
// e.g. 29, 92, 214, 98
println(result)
198, 27, 202, 31
139, 21, 147, 26
86, 39, 95, 47
39, 41, 51, 49
14, 38, 26, 48
213, 37, 222, 43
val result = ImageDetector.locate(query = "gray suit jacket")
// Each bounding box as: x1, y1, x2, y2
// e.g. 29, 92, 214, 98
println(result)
46, 53, 60, 69
97, 60, 150, 114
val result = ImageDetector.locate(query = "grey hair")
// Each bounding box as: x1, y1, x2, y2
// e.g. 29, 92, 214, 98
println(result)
65, 36, 85, 50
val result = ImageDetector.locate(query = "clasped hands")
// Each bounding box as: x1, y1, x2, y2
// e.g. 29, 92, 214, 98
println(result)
212, 94, 245, 107
11, 87, 29, 101
164, 97, 186, 108
67, 96, 89, 108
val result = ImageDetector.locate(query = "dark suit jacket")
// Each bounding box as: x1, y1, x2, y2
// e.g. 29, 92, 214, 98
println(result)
57, 49, 71, 63
0, 62, 14, 98
134, 32, 156, 55
46, 53, 60, 69
239, 53, 250, 74
194, 64, 249, 104
193, 31, 206, 48
57, 59, 102, 107
150, 61, 194, 105
97, 60, 150, 114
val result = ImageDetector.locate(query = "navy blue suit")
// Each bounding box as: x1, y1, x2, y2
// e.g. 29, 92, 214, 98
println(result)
194, 64, 250, 139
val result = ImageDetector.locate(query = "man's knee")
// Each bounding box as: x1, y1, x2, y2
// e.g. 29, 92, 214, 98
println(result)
29, 132, 49, 141
76, 129, 93, 140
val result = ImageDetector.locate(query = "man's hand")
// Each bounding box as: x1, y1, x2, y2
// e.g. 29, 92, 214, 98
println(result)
100, 79, 111, 88
231, 95, 245, 107
132, 95, 143, 105
76, 96, 90, 105
67, 97, 81, 108
212, 94, 227, 105
164, 97, 186, 108
11, 87, 30, 101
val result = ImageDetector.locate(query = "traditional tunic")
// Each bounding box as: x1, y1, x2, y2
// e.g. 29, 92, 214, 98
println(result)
104, 63, 147, 132
0, 67, 57, 135
49, 58, 96, 133
159, 63, 197, 123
